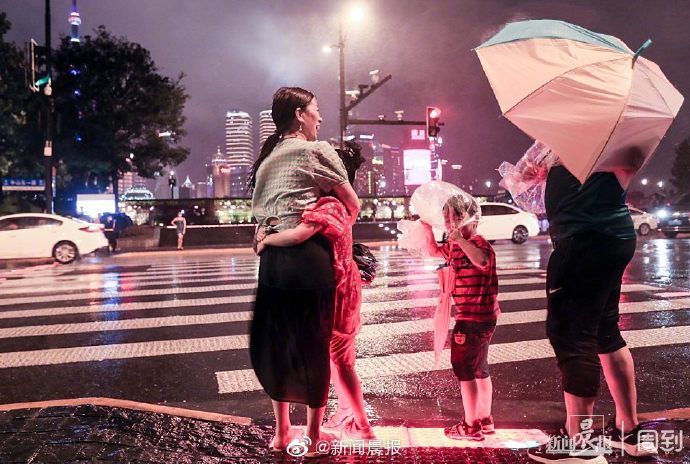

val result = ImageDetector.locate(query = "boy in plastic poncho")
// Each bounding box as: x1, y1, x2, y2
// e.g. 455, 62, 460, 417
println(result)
422, 194, 500, 441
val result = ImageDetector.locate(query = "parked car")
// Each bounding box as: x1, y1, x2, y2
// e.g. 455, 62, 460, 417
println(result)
477, 202, 540, 244
656, 193, 690, 238
0, 213, 108, 264
627, 206, 658, 236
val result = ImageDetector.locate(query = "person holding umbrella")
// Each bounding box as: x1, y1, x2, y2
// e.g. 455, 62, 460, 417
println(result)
474, 19, 684, 462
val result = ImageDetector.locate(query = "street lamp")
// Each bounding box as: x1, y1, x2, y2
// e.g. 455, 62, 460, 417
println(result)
657, 180, 664, 188
641, 178, 649, 186
485, 180, 492, 189
323, 5, 367, 148
168, 171, 177, 199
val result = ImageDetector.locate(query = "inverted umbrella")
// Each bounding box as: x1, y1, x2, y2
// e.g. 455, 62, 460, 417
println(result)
475, 19, 684, 188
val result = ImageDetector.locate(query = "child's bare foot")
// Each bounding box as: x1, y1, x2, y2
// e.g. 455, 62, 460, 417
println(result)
323, 407, 353, 428
343, 417, 376, 440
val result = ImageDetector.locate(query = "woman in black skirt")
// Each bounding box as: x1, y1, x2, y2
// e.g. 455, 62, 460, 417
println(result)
248, 87, 360, 453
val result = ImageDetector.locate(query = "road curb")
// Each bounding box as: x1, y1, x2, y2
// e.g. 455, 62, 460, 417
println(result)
0, 397, 252, 426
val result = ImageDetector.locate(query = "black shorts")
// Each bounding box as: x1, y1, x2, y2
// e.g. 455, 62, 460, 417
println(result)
546, 232, 635, 397
450, 320, 496, 381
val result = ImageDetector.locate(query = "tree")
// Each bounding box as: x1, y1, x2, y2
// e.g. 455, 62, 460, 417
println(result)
52, 27, 189, 194
0, 13, 42, 180
670, 136, 690, 195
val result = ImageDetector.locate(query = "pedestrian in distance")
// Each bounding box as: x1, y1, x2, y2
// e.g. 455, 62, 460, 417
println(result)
171, 211, 186, 250
421, 193, 500, 441
248, 87, 360, 457
256, 141, 374, 440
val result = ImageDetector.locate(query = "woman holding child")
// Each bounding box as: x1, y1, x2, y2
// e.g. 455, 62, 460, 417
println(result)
248, 87, 360, 454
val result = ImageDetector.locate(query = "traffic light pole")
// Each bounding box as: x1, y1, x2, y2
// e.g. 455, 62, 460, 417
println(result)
43, 0, 54, 214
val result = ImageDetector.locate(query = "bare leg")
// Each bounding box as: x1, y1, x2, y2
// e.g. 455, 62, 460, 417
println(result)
460, 380, 479, 424
600, 347, 639, 429
306, 406, 326, 451
476, 376, 493, 419
323, 360, 353, 427
330, 360, 351, 411
334, 362, 370, 428
563, 392, 596, 436
271, 400, 293, 447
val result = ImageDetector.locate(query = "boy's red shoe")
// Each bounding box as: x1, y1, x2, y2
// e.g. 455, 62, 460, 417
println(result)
444, 419, 485, 441
479, 415, 495, 434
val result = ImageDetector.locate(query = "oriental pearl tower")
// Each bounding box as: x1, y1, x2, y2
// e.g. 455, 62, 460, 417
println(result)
68, 0, 81, 43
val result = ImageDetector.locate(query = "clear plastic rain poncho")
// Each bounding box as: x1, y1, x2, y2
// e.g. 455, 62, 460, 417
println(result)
396, 180, 481, 256
396, 181, 481, 368
497, 140, 559, 215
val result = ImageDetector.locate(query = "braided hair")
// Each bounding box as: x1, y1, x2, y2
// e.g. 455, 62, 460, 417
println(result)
247, 87, 315, 192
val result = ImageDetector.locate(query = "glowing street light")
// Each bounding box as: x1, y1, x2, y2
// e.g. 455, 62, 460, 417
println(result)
323, 4, 370, 147
657, 180, 664, 188
641, 178, 649, 186
485, 180, 492, 189
348, 5, 366, 22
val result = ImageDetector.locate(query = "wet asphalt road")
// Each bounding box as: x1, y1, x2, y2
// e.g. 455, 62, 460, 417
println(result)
0, 234, 687, 432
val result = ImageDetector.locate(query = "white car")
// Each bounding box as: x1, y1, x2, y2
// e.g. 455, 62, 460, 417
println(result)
628, 206, 658, 236
0, 213, 108, 264
477, 202, 541, 244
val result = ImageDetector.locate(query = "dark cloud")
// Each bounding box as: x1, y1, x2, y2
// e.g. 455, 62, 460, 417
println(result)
2, 0, 688, 192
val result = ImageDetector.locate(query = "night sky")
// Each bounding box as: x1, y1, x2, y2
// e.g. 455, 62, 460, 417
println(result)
2, 0, 689, 194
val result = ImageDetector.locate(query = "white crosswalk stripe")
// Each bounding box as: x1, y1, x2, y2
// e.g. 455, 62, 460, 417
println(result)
0, 283, 657, 320
0, 247, 685, 405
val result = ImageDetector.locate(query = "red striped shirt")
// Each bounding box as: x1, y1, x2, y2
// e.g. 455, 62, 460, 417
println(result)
440, 234, 500, 323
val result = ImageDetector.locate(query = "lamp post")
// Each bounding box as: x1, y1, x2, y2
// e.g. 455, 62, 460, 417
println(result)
323, 6, 367, 148
168, 171, 177, 199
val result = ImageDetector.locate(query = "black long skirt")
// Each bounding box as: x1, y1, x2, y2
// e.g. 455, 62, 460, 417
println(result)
249, 234, 336, 408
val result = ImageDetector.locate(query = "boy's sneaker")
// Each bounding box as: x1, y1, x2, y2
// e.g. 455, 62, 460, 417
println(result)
604, 422, 658, 457
444, 419, 484, 441
527, 431, 608, 464
479, 415, 495, 434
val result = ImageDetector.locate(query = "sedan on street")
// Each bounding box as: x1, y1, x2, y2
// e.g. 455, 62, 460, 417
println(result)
0, 213, 108, 264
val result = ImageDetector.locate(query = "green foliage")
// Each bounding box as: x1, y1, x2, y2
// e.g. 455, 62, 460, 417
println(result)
670, 137, 690, 195
0, 13, 42, 179
52, 27, 189, 192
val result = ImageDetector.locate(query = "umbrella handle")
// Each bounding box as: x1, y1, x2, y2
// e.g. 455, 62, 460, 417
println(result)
633, 39, 652, 61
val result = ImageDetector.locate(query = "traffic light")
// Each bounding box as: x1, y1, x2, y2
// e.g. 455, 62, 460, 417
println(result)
426, 106, 441, 139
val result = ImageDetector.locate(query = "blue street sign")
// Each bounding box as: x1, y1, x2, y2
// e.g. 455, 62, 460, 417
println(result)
1, 178, 46, 191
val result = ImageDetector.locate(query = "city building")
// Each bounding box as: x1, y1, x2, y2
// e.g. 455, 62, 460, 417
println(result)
211, 147, 231, 198
258, 109, 275, 148
449, 164, 463, 188
68, 0, 81, 43
179, 175, 194, 199
382, 145, 405, 196
224, 110, 254, 167
195, 181, 211, 199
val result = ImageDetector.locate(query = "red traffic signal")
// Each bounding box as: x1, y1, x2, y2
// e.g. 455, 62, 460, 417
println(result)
426, 106, 441, 139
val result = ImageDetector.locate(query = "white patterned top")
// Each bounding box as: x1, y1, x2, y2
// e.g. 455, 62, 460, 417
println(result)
252, 138, 348, 231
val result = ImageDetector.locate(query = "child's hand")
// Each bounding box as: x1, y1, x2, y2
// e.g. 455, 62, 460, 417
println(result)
448, 228, 465, 242
255, 228, 267, 243
256, 240, 266, 255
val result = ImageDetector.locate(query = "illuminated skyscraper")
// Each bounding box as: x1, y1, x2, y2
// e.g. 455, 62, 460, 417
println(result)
68, 0, 81, 43
224, 110, 254, 167
258, 109, 276, 148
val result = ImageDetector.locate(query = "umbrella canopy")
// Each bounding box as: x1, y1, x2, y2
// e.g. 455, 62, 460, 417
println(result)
475, 19, 684, 188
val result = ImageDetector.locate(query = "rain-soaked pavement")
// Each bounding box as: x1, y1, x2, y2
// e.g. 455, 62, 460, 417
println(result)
0, 235, 688, 462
